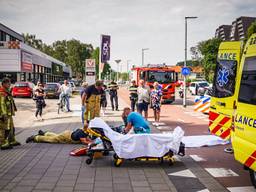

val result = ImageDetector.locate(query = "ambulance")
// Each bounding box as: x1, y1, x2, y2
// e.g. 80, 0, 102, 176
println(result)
209, 34, 256, 187
232, 33, 256, 187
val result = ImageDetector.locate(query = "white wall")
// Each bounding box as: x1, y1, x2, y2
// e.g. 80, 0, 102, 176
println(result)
0, 49, 20, 71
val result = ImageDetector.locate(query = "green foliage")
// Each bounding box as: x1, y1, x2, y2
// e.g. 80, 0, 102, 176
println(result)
176, 60, 201, 67
196, 38, 222, 82
244, 21, 256, 44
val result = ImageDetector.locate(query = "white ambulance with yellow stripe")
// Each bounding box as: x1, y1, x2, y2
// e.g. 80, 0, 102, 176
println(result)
209, 34, 256, 187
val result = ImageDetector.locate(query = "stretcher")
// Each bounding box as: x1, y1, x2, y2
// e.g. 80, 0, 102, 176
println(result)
85, 118, 185, 167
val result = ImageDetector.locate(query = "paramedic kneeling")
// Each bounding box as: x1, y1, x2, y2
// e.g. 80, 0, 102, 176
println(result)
123, 108, 151, 134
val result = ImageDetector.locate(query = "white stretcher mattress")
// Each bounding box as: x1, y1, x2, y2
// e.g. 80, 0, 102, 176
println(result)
89, 118, 184, 159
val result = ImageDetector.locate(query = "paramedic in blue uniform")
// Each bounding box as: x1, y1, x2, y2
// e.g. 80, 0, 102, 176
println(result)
123, 107, 151, 134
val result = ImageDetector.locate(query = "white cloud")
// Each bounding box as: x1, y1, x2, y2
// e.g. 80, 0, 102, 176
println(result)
0, 0, 255, 71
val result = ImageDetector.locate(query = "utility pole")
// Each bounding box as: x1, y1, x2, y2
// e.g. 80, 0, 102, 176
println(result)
115, 59, 121, 82
183, 16, 198, 107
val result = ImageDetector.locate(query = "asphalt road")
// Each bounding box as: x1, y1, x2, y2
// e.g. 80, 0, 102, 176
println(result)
118, 87, 255, 191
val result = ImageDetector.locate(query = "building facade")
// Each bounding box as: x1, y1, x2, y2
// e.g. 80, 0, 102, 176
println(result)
0, 23, 24, 42
215, 16, 256, 41
0, 23, 71, 83
215, 25, 232, 41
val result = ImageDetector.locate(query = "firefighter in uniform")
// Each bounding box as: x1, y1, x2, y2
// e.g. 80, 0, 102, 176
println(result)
83, 80, 104, 125
129, 80, 138, 111
0, 78, 20, 150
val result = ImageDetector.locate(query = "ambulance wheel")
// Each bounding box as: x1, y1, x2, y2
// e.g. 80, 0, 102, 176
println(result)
114, 159, 123, 167
249, 169, 256, 188
86, 158, 93, 165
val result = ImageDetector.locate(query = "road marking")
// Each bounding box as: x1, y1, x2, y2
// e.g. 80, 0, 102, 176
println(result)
168, 169, 196, 178
190, 113, 202, 117
227, 186, 256, 192
197, 189, 210, 192
204, 119, 209, 122
156, 126, 171, 130
190, 155, 206, 162
205, 168, 239, 177
178, 118, 185, 123
197, 116, 206, 119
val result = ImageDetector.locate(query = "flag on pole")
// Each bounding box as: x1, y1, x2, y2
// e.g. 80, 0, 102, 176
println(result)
101, 35, 111, 63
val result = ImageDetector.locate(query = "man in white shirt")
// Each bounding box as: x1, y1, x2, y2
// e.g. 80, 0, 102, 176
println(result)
137, 80, 151, 120
58, 80, 72, 112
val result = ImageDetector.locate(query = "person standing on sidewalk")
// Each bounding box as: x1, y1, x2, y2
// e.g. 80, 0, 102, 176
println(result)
34, 83, 46, 121
137, 80, 151, 120
129, 80, 138, 111
0, 78, 20, 150
108, 80, 119, 111
80, 82, 88, 126
83, 80, 104, 125
151, 82, 162, 126
58, 80, 72, 112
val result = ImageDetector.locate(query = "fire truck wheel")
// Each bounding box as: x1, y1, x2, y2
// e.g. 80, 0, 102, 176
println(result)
249, 169, 256, 188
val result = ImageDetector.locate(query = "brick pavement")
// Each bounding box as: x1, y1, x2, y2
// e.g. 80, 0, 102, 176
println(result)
0, 94, 179, 192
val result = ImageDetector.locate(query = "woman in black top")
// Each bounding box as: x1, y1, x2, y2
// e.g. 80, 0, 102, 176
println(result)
34, 83, 46, 121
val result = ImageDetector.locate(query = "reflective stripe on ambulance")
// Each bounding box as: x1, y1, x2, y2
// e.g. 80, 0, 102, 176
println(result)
209, 111, 231, 140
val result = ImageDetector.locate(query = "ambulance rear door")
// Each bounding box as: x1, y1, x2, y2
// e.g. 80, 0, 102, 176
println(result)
232, 34, 256, 174
209, 42, 241, 140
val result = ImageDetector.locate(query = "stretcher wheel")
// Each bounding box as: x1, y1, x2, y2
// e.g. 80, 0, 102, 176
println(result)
169, 158, 174, 166
86, 158, 93, 165
114, 158, 123, 167
113, 153, 118, 160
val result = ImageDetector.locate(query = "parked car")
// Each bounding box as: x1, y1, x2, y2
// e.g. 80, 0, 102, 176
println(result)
12, 82, 35, 98
45, 83, 61, 98
189, 81, 209, 95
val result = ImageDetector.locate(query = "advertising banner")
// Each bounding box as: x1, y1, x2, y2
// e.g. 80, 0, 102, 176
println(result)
101, 35, 111, 63
85, 59, 96, 85
21, 51, 33, 72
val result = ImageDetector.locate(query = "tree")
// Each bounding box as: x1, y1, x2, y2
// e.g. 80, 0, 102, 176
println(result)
22, 33, 43, 50
247, 21, 256, 40
196, 38, 222, 82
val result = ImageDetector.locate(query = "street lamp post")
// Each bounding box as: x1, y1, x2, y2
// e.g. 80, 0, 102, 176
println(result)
115, 59, 121, 82
142, 48, 149, 66
183, 16, 197, 108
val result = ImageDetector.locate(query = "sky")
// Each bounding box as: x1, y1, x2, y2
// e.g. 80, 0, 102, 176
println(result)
0, 0, 256, 71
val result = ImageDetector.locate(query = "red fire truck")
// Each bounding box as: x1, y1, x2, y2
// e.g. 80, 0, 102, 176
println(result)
131, 64, 178, 103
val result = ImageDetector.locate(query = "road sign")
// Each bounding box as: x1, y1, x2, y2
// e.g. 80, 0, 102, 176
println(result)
182, 67, 191, 76
85, 59, 96, 85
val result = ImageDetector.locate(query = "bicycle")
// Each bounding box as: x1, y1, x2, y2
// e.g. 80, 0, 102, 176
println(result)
58, 94, 68, 114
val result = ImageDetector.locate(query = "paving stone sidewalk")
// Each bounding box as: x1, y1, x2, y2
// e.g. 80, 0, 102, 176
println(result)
0, 95, 178, 192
